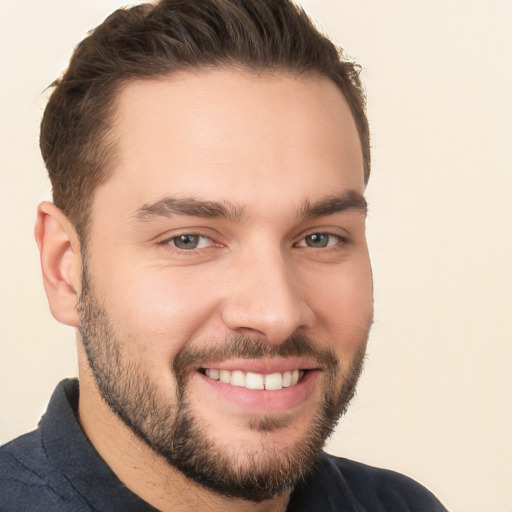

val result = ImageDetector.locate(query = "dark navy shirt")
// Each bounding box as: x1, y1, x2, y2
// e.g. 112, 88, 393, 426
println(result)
0, 380, 447, 511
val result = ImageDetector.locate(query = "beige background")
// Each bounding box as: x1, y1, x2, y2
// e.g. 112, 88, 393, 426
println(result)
1, 1, 511, 510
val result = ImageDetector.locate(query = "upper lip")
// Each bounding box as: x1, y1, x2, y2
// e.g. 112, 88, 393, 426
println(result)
197, 357, 321, 374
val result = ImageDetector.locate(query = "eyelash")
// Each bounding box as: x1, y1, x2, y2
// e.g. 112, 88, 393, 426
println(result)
159, 231, 349, 253
295, 232, 348, 249
161, 234, 215, 252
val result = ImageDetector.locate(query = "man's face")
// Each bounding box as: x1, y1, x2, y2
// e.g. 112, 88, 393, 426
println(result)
78, 69, 373, 501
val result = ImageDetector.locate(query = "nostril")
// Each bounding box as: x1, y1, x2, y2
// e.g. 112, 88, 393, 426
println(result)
220, 269, 315, 344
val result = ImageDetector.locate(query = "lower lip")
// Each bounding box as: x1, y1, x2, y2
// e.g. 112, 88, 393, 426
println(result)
194, 370, 320, 414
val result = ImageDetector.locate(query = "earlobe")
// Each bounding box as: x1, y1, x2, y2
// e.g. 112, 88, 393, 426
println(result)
35, 201, 82, 327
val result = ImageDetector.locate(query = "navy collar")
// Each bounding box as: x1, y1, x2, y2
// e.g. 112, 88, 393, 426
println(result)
40, 379, 158, 512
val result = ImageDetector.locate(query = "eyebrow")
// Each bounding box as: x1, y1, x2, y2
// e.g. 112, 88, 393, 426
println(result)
134, 197, 247, 222
133, 190, 367, 223
298, 190, 368, 219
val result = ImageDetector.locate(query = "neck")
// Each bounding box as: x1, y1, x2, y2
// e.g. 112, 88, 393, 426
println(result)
77, 370, 291, 512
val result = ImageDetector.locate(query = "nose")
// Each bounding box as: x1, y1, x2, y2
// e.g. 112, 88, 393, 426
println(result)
221, 246, 315, 344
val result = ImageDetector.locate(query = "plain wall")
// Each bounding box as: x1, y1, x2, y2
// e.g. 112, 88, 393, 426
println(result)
1, 1, 511, 511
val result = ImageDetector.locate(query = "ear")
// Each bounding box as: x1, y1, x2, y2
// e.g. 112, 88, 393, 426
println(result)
35, 201, 82, 327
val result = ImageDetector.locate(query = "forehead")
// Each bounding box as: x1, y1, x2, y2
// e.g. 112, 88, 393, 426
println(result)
95, 68, 364, 221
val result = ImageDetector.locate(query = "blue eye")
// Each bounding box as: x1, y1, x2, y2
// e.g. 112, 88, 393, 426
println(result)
169, 234, 211, 250
299, 233, 340, 248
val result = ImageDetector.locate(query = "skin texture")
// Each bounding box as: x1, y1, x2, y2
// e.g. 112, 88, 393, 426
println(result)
36, 68, 373, 512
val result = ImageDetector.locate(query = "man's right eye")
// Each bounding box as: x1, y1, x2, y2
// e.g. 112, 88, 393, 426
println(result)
167, 234, 212, 250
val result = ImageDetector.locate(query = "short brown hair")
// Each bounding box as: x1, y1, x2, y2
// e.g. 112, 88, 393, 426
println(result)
40, 0, 370, 239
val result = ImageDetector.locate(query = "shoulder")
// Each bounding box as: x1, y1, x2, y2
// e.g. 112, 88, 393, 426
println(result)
328, 454, 446, 509
1, 429, 46, 484
0, 430, 86, 512
288, 452, 447, 511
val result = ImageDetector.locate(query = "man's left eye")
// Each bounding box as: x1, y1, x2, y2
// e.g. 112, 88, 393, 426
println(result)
297, 233, 341, 249
168, 234, 212, 250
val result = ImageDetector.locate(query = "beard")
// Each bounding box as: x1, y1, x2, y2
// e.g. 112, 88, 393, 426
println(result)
77, 265, 368, 503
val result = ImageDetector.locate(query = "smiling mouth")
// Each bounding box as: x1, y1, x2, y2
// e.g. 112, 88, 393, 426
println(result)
199, 368, 308, 391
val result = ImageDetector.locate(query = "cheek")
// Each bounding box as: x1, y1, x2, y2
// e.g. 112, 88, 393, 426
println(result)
101, 266, 224, 348
341, 263, 373, 323
309, 261, 373, 351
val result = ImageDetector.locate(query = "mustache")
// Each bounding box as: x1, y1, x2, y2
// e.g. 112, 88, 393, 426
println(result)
172, 333, 340, 377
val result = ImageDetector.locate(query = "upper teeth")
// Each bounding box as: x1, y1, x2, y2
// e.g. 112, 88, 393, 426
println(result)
204, 369, 302, 390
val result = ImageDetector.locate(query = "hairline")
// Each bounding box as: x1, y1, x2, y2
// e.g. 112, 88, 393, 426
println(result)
77, 63, 367, 244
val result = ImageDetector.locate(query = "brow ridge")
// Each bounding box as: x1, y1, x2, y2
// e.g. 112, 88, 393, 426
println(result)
298, 190, 368, 219
134, 190, 367, 224
135, 197, 246, 222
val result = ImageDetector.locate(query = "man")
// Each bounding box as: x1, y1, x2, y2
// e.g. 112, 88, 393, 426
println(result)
0, 0, 446, 510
